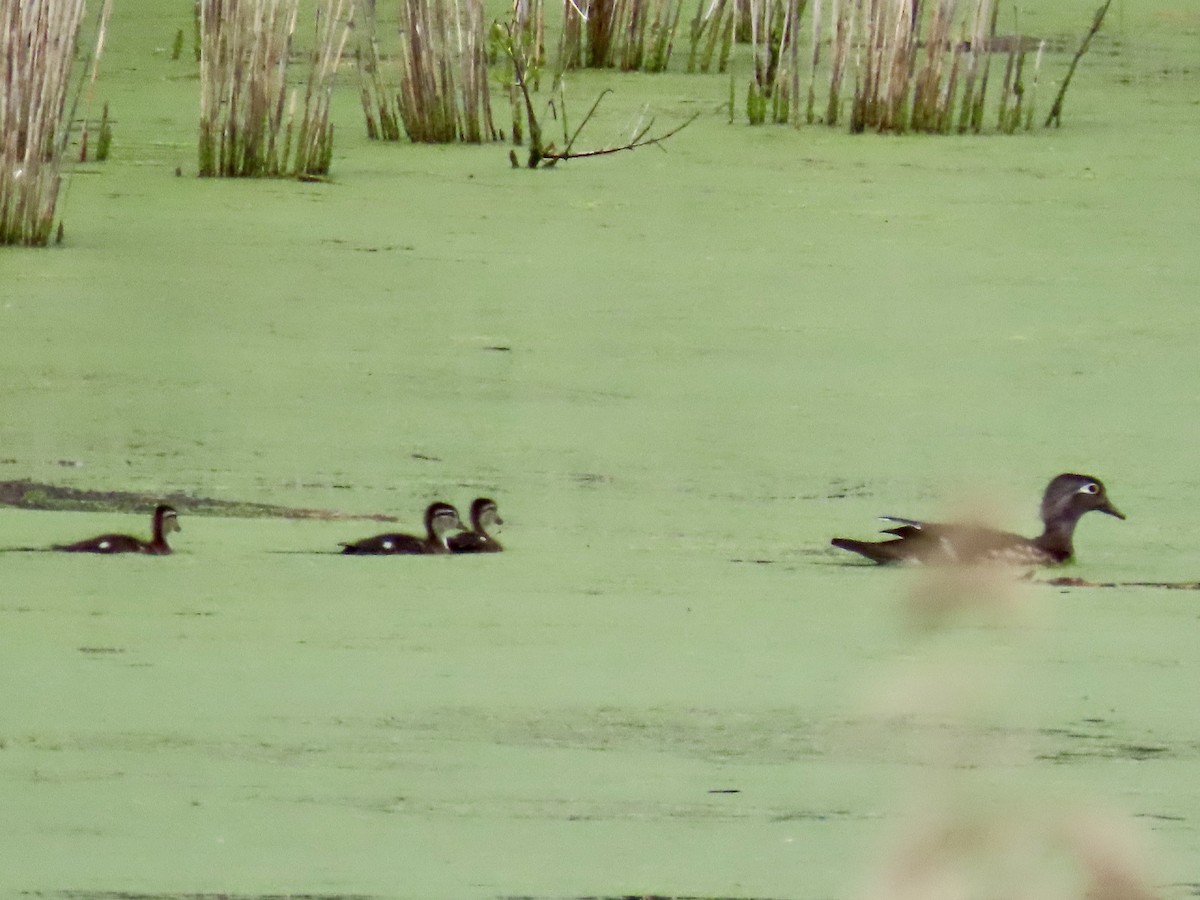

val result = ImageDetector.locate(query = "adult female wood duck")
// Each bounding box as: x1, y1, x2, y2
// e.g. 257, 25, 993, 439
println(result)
831, 473, 1125, 565
449, 498, 504, 553
55, 505, 181, 555
339, 501, 466, 555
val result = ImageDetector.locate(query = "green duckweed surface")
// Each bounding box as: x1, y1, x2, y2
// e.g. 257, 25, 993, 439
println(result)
3, 1, 1200, 897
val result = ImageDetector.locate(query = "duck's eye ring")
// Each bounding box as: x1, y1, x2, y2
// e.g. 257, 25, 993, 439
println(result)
1080, 483, 1100, 495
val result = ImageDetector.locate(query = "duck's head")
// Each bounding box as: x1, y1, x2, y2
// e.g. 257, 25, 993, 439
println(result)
1040, 474, 1125, 525
154, 505, 182, 534
425, 502, 467, 536
470, 497, 503, 532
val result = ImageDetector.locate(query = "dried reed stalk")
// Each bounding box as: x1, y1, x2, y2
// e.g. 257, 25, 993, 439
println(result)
456, 0, 497, 142
1023, 39, 1044, 130
825, 0, 852, 125
686, 0, 735, 73
513, 0, 547, 74
558, 0, 586, 70
198, 0, 299, 177
804, 0, 822, 121
356, 0, 496, 143
839, 0, 1008, 133
292, 0, 354, 175
995, 35, 1026, 133
745, 0, 802, 123
955, 0, 995, 131
910, 0, 956, 131
389, 0, 496, 142
851, 0, 917, 132
583, 0, 617, 66
788, 0, 802, 123
1, 0, 110, 245
397, 0, 457, 141
644, 0, 687, 71
354, 4, 403, 140
561, 0, 687, 72
1045, 0, 1112, 127
199, 0, 350, 176
77, 0, 113, 164
741, 0, 1098, 135
935, 39, 963, 131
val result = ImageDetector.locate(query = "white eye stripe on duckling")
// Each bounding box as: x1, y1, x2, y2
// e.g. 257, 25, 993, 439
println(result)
1078, 483, 1100, 495
382, 540, 394, 550
98, 540, 111, 550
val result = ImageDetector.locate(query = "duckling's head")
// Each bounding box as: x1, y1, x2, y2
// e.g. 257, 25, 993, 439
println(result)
470, 497, 503, 531
155, 504, 182, 534
425, 502, 466, 536
1040, 474, 1124, 526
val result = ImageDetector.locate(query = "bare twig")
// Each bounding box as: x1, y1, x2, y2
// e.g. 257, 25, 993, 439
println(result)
1044, 0, 1112, 127
560, 88, 614, 156
542, 110, 699, 162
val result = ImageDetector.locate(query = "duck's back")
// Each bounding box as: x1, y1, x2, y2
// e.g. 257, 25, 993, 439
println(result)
448, 532, 503, 554
834, 521, 1054, 565
339, 533, 427, 555
55, 533, 150, 554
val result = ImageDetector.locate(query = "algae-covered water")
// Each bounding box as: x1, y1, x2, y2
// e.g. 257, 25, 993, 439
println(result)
3, 1, 1200, 897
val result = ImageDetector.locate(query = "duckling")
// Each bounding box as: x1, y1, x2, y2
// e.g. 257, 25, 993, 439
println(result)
449, 497, 504, 553
55, 504, 181, 555
339, 501, 466, 555
831, 473, 1125, 565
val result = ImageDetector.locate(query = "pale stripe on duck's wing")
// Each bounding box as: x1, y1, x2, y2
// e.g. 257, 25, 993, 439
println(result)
878, 515, 925, 529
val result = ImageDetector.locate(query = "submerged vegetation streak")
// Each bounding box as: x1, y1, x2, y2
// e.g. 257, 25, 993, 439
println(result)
38, 893, 378, 900
0, 480, 396, 521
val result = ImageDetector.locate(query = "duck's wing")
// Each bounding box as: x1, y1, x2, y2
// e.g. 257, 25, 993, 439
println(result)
834, 518, 1031, 565
880, 524, 923, 539
836, 507, 1051, 565
832, 514, 942, 564
339, 532, 425, 555
878, 515, 926, 528
876, 516, 929, 539
830, 536, 915, 564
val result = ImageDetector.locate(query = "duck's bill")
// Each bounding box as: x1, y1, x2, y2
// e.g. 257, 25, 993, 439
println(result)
1101, 501, 1126, 520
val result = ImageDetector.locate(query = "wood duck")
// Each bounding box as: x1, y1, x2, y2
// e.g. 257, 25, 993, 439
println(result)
831, 473, 1125, 565
54, 505, 181, 555
448, 497, 504, 553
339, 501, 466, 555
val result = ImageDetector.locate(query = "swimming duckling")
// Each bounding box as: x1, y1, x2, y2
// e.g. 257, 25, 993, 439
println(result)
449, 497, 504, 553
831, 473, 1125, 565
54, 504, 181, 555
339, 501, 466, 555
